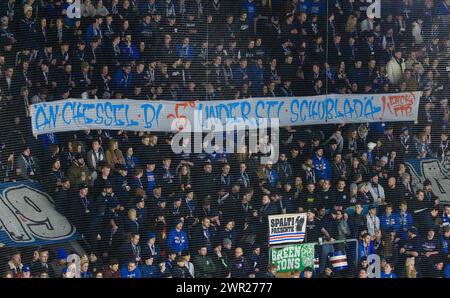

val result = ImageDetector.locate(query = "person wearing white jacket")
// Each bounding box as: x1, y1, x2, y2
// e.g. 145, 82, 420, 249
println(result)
81, 0, 97, 19
368, 174, 385, 205
366, 205, 380, 237
411, 18, 424, 45
386, 50, 405, 84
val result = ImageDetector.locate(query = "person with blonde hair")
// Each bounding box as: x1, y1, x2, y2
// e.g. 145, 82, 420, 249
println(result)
80, 257, 93, 278
345, 15, 358, 39
404, 257, 418, 278
105, 139, 125, 170
124, 208, 139, 234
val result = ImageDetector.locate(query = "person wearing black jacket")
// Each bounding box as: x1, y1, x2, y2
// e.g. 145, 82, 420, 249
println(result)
230, 247, 251, 278
212, 243, 230, 278
69, 183, 95, 239
49, 17, 69, 45
348, 202, 367, 239
157, 157, 176, 196
410, 190, 432, 229
193, 162, 217, 197
299, 182, 320, 212
418, 207, 441, 237
134, 134, 160, 167
34, 61, 57, 94
328, 34, 344, 64
423, 179, 439, 207
190, 217, 214, 253
332, 179, 350, 209
258, 264, 277, 278
232, 189, 253, 231
257, 195, 278, 239
385, 176, 406, 211
101, 34, 122, 71
398, 227, 421, 276
120, 233, 142, 267
53, 178, 72, 217
30, 249, 55, 278
171, 256, 193, 278
304, 210, 320, 243
318, 179, 333, 210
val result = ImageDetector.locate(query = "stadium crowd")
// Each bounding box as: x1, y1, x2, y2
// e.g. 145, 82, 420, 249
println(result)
1, 0, 450, 278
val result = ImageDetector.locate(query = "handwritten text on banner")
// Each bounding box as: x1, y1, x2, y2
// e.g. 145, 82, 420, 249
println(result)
31, 92, 421, 135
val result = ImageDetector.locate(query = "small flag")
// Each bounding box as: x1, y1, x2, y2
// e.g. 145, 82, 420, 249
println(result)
329, 251, 348, 271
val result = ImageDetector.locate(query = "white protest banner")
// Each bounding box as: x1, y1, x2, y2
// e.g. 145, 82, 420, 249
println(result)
31, 92, 421, 135
269, 213, 307, 245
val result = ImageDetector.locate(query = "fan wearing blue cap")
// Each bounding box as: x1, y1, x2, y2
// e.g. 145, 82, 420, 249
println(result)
22, 265, 32, 278
51, 248, 69, 278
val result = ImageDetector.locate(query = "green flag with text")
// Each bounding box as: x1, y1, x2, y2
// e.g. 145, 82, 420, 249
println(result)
270, 243, 315, 273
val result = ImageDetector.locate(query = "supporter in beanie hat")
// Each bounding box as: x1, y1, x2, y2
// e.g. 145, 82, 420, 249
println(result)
22, 265, 32, 278
141, 231, 161, 263
50, 248, 68, 278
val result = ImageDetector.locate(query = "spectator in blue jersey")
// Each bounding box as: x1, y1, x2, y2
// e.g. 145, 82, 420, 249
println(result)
242, 0, 257, 25
381, 261, 398, 278
167, 220, 190, 254
80, 259, 93, 278
113, 64, 134, 96
120, 33, 139, 62
86, 15, 103, 44
120, 260, 141, 278
358, 233, 375, 262
144, 161, 156, 197
309, 0, 327, 16
176, 37, 194, 61
441, 226, 450, 258
312, 147, 331, 181
380, 204, 401, 234
442, 204, 450, 227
